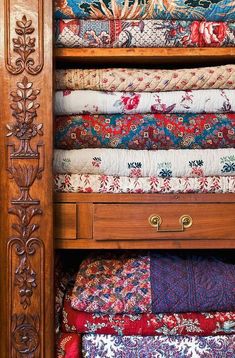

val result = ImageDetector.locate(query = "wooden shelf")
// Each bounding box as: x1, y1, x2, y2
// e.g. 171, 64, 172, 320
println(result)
55, 47, 235, 66
55, 238, 235, 250
54, 192, 235, 204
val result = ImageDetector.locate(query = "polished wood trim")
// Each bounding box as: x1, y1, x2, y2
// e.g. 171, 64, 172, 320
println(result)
54, 193, 235, 203
55, 239, 235, 249
0, 1, 54, 356
55, 47, 235, 65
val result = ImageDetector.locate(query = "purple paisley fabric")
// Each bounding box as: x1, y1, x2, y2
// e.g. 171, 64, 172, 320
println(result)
150, 253, 235, 313
82, 334, 235, 358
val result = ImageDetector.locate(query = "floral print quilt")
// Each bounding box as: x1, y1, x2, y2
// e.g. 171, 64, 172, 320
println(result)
53, 147, 235, 178
54, 0, 235, 21
55, 65, 235, 92
55, 89, 235, 115
71, 252, 235, 314
54, 174, 235, 193
62, 291, 235, 336
55, 19, 235, 48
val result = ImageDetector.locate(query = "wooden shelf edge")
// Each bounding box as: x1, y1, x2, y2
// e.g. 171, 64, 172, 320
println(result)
54, 192, 235, 203
55, 47, 235, 60
55, 238, 235, 249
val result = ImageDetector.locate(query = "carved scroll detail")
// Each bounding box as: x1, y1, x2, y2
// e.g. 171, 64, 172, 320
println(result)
11, 314, 40, 355
5, 0, 44, 75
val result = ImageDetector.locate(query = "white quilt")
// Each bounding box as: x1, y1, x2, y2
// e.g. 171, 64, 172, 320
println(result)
53, 148, 235, 177
54, 89, 235, 115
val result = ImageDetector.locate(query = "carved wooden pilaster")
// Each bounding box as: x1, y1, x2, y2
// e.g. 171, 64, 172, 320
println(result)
1, 1, 53, 357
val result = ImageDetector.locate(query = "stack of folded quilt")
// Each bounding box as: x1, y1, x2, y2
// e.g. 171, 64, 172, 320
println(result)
54, 64, 235, 194
54, 0, 235, 48
56, 251, 235, 357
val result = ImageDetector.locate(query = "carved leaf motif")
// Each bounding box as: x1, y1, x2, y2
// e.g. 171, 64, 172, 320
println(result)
6, 15, 42, 75
7, 76, 43, 156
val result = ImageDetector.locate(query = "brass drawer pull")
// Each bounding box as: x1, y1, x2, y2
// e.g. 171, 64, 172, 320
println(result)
148, 214, 192, 232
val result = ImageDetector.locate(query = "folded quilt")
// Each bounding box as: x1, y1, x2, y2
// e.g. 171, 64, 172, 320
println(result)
54, 0, 235, 21
54, 174, 235, 193
63, 292, 235, 336
53, 148, 235, 177
55, 113, 235, 150
82, 334, 235, 358
55, 90, 235, 115
71, 252, 235, 314
57, 332, 81, 358
55, 65, 235, 91
55, 19, 235, 48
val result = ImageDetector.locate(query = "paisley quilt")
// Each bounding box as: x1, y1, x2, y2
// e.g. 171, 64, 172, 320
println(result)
54, 174, 235, 193
54, 0, 235, 21
55, 19, 235, 48
54, 113, 235, 150
71, 252, 235, 314
53, 148, 235, 177
62, 291, 235, 336
55, 65, 235, 92
82, 334, 235, 358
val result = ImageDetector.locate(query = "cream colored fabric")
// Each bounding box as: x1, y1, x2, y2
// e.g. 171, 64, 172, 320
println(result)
55, 65, 235, 92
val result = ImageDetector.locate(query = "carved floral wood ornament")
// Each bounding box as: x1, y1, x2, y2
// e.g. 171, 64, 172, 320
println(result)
5, 11, 44, 75
7, 76, 44, 311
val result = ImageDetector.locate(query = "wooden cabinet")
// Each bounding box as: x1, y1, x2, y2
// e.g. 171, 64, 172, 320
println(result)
54, 193, 235, 249
1, 0, 235, 356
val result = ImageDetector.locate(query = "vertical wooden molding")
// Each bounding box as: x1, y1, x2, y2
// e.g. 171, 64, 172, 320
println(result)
1, 0, 53, 356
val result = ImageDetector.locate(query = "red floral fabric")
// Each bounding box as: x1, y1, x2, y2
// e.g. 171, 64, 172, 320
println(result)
56, 332, 81, 358
62, 293, 235, 336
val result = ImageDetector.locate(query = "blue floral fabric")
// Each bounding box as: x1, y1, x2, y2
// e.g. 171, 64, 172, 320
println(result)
54, 0, 235, 21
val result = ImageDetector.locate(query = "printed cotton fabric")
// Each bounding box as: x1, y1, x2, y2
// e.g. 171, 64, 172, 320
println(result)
54, 113, 235, 150
54, 0, 235, 21
71, 252, 235, 314
55, 89, 235, 115
54, 174, 235, 193
62, 292, 235, 336
53, 148, 235, 178
55, 19, 235, 48
56, 332, 81, 358
55, 65, 235, 92
82, 334, 235, 358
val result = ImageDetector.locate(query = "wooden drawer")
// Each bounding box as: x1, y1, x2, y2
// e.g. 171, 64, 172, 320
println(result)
93, 203, 235, 241
54, 203, 77, 239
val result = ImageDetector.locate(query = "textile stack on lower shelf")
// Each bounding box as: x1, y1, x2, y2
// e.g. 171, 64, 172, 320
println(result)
56, 252, 235, 357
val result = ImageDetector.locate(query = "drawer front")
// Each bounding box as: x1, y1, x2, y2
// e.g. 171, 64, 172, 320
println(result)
93, 203, 235, 241
54, 203, 77, 239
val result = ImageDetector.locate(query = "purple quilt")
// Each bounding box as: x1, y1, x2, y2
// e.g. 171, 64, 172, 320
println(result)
71, 252, 235, 314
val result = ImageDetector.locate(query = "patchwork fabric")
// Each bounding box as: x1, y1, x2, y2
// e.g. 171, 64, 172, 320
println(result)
54, 174, 235, 193
54, 0, 235, 21
55, 19, 235, 48
71, 252, 152, 314
53, 148, 235, 177
55, 65, 235, 92
71, 252, 235, 314
82, 334, 235, 358
54, 113, 235, 150
63, 292, 235, 335
55, 89, 235, 115
56, 332, 81, 358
